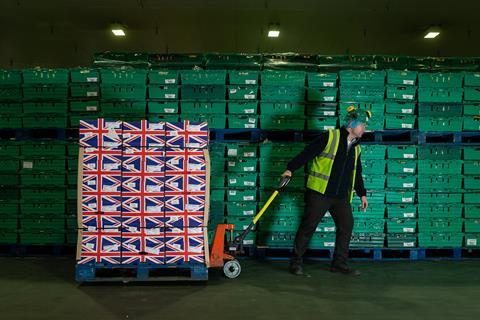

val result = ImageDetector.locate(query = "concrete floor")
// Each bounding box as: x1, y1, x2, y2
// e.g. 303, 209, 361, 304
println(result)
1, 257, 480, 320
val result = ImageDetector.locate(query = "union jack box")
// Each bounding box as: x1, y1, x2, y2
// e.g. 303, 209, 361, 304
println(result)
122, 120, 166, 148
82, 147, 122, 173
165, 121, 209, 149
164, 193, 206, 228
121, 195, 165, 230
164, 227, 206, 265
80, 194, 122, 229
165, 148, 207, 174
79, 118, 123, 148
121, 228, 165, 265
77, 228, 122, 265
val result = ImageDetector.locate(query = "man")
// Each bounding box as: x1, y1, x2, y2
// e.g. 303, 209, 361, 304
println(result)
282, 106, 371, 276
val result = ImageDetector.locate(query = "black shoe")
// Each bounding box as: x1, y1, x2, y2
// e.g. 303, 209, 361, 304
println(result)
289, 258, 306, 276
330, 265, 361, 276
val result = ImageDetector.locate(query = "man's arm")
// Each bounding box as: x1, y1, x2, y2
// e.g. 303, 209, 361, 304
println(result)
283, 132, 329, 176
354, 153, 367, 197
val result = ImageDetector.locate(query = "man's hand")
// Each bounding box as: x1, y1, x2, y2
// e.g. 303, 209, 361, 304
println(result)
360, 196, 368, 210
282, 170, 292, 178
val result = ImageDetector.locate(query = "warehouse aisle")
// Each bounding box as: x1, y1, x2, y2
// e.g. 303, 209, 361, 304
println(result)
0, 257, 479, 320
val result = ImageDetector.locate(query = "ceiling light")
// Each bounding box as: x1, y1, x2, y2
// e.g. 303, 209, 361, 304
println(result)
268, 23, 280, 38
112, 29, 126, 36
424, 26, 440, 39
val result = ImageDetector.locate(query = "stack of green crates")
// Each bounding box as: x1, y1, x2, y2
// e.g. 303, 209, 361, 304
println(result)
147, 70, 180, 123
463, 73, 480, 131
464, 146, 480, 248
385, 70, 417, 130
22, 68, 69, 128
339, 70, 385, 131
207, 142, 226, 245
65, 140, 79, 245
260, 71, 306, 129
306, 72, 339, 130
417, 72, 463, 132
0, 70, 22, 129
227, 71, 259, 129
19, 141, 67, 245
0, 141, 21, 244
69, 68, 101, 127
179, 70, 226, 127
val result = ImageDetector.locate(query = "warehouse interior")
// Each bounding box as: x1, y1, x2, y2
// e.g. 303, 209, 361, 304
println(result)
1, 1, 480, 319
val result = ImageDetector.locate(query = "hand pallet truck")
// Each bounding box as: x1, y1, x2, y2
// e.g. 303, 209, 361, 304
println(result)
209, 176, 291, 278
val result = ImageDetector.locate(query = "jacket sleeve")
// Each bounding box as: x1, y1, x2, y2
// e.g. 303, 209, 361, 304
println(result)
354, 153, 367, 197
286, 131, 329, 173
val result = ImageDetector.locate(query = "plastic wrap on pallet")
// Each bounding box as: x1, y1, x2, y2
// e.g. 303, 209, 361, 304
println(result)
93, 52, 150, 68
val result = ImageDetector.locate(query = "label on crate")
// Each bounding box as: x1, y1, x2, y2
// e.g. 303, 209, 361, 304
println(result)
403, 154, 414, 159
403, 80, 414, 85
103, 185, 118, 192
403, 168, 414, 173
401, 108, 413, 114
104, 244, 120, 252
188, 184, 202, 192
403, 212, 415, 218
188, 163, 203, 171
229, 190, 237, 195
245, 124, 256, 128
168, 131, 178, 136
165, 79, 176, 84
227, 149, 238, 157
150, 123, 165, 130
243, 240, 254, 245
145, 246, 161, 255
244, 94, 256, 99
245, 80, 257, 85
87, 227, 96, 232
165, 94, 176, 99
324, 242, 335, 247
22, 161, 33, 169
403, 183, 414, 188
164, 108, 175, 113
402, 94, 414, 100
230, 89, 237, 94
403, 227, 415, 233
146, 185, 161, 192
244, 109, 255, 114
186, 204, 201, 211
103, 163, 120, 170
244, 167, 255, 172
87, 180, 96, 186
402, 197, 413, 203
323, 111, 335, 116
87, 77, 98, 82
244, 181, 255, 187
323, 126, 335, 130
85, 242, 95, 249
324, 227, 335, 232
186, 142, 201, 148
145, 228, 162, 235
86, 105, 98, 111
128, 227, 139, 233
102, 205, 118, 212
248, 118, 256, 124
401, 123, 413, 129
128, 202, 138, 209
189, 125, 204, 132
229, 179, 237, 184
147, 165, 162, 172
244, 152, 254, 157
403, 242, 415, 247
146, 205, 162, 212
243, 210, 254, 215
87, 91, 98, 97
228, 161, 236, 167
467, 239, 478, 246
323, 96, 335, 102
323, 82, 335, 87
243, 196, 254, 201
88, 203, 96, 209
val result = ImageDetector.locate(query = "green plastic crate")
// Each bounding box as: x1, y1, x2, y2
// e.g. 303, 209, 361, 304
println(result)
67, 172, 77, 185
210, 174, 225, 188
228, 230, 256, 246
417, 160, 462, 175
419, 117, 463, 132
23, 102, 68, 114
352, 191, 385, 205
226, 202, 257, 217
385, 102, 416, 114
385, 191, 415, 204
148, 101, 179, 114
307, 72, 337, 88
261, 216, 301, 232
226, 188, 257, 202
0, 86, 22, 100
418, 104, 463, 117
418, 232, 463, 248
363, 175, 386, 190
180, 114, 226, 129
386, 218, 417, 233
226, 173, 257, 188
258, 204, 304, 218
386, 175, 416, 189
464, 87, 480, 101
259, 175, 304, 190
22, 85, 68, 100
228, 101, 257, 115
20, 218, 65, 231
148, 85, 179, 100
464, 193, 480, 204
100, 85, 147, 100
260, 102, 304, 115
20, 173, 65, 186
226, 159, 257, 173
464, 176, 480, 190
417, 192, 462, 204
0, 159, 19, 172
387, 160, 416, 175
0, 231, 17, 244
463, 116, 480, 131
307, 88, 338, 102
260, 86, 305, 101
385, 114, 416, 129
259, 143, 305, 159
339, 86, 385, 102
417, 204, 462, 218
22, 68, 69, 85
417, 175, 462, 190
361, 145, 387, 160
306, 104, 337, 116
210, 189, 225, 202
21, 188, 65, 201
464, 161, 480, 175
339, 102, 386, 117
339, 70, 385, 86
0, 70, 22, 85
464, 72, 480, 87
464, 147, 480, 160
387, 233, 417, 248
226, 143, 257, 158
260, 116, 305, 130
69, 101, 100, 113
353, 219, 385, 233
180, 70, 226, 85
419, 146, 462, 160
261, 70, 306, 86
0, 188, 20, 200
352, 205, 386, 219
386, 85, 417, 101
20, 201, 66, 216
228, 86, 258, 100
387, 145, 417, 160
101, 101, 146, 115
306, 116, 338, 130
386, 70, 417, 86
259, 191, 304, 205
22, 116, 67, 129
19, 231, 65, 245
418, 72, 463, 88
0, 102, 22, 114
228, 71, 259, 85
70, 68, 99, 83
464, 104, 480, 116
363, 159, 386, 175
417, 87, 463, 103
181, 85, 226, 100
387, 205, 417, 218
465, 204, 480, 218
0, 142, 20, 157
100, 68, 147, 85
465, 233, 480, 247
418, 219, 463, 233
0, 218, 18, 230
70, 84, 100, 98
0, 173, 19, 185
148, 70, 178, 85
20, 142, 65, 157
0, 200, 19, 216
0, 116, 21, 128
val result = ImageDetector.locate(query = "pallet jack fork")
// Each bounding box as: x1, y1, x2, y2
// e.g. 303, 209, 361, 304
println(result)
209, 176, 291, 279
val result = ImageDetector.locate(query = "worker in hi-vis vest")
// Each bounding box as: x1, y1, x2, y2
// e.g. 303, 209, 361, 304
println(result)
282, 106, 371, 276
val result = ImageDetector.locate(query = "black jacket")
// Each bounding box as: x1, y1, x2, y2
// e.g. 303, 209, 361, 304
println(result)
286, 127, 367, 199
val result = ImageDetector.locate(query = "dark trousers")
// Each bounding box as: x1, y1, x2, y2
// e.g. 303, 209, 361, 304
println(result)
293, 189, 354, 266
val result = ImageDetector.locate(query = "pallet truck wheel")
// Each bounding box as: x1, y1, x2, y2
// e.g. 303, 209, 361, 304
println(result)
223, 259, 241, 279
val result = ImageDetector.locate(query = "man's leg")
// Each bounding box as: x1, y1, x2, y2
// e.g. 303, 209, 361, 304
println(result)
329, 197, 360, 275
290, 190, 331, 274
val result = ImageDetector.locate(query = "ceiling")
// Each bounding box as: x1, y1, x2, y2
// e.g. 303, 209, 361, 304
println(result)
1, 0, 479, 67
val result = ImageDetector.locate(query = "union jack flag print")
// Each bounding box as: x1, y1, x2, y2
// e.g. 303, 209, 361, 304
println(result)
122, 120, 166, 147
81, 194, 121, 229
82, 147, 122, 173
164, 227, 206, 264
78, 228, 122, 265
121, 228, 165, 264
165, 121, 209, 149
79, 118, 122, 148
